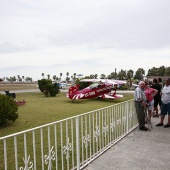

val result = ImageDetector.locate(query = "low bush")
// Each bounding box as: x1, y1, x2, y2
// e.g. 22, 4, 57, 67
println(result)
0, 94, 19, 126
38, 79, 60, 97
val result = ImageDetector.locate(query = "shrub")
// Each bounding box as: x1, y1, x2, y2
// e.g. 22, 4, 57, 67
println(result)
0, 94, 19, 126
38, 79, 60, 97
50, 83, 60, 96
38, 79, 52, 93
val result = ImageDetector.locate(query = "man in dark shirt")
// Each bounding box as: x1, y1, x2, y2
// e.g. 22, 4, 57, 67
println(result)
151, 78, 162, 117
158, 77, 163, 90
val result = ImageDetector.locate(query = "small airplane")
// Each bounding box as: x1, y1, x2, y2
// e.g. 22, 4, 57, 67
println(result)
66, 79, 126, 102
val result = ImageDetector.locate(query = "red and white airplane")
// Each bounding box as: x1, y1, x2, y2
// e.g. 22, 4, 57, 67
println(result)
66, 79, 126, 102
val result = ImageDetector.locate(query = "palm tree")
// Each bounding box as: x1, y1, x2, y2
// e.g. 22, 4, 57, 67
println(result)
42, 73, 45, 79
22, 76, 25, 82
17, 75, 21, 82
66, 72, 69, 83
127, 70, 134, 87
60, 73, 62, 82
66, 77, 70, 83
47, 74, 50, 80
56, 77, 59, 83
73, 73, 76, 83
13, 76, 16, 82
53, 75, 56, 82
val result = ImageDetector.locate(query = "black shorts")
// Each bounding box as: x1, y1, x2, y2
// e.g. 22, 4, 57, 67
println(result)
154, 99, 159, 107
154, 97, 161, 107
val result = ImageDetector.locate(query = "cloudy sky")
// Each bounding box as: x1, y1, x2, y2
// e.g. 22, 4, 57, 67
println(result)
1, 0, 170, 81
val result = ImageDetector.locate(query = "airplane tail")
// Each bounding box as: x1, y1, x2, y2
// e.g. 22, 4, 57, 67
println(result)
67, 86, 78, 99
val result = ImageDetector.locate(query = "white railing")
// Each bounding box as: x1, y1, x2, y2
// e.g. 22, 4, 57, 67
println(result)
0, 99, 138, 170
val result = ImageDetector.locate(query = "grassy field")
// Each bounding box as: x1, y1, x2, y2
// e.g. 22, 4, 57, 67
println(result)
0, 84, 133, 137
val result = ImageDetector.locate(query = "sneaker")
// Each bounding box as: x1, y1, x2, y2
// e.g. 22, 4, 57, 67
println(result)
139, 126, 148, 131
156, 123, 164, 126
164, 124, 170, 128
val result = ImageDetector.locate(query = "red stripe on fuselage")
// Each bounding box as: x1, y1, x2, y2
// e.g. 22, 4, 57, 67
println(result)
80, 85, 112, 99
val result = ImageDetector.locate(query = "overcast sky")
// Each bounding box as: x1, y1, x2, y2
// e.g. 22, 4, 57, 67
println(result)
1, 0, 170, 81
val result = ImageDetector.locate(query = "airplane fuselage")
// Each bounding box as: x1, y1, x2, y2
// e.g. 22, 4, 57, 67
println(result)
75, 84, 112, 99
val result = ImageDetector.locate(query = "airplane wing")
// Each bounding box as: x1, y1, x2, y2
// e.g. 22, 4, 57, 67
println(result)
98, 93, 124, 99
98, 94, 116, 99
109, 80, 126, 84
113, 94, 124, 98
132, 83, 138, 87
80, 79, 100, 82
80, 79, 126, 85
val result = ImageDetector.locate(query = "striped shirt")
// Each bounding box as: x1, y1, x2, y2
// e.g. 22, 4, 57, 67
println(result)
134, 87, 147, 102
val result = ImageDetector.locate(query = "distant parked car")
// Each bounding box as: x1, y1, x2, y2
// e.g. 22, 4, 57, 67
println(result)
58, 83, 67, 89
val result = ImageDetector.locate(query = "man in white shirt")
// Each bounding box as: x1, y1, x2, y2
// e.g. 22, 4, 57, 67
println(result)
156, 78, 170, 128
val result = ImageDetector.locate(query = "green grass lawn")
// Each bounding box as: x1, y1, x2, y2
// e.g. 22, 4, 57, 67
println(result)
0, 91, 133, 137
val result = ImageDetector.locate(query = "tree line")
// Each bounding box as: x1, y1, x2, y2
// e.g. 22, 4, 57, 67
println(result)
2, 65, 170, 83
41, 66, 170, 82
2, 75, 32, 82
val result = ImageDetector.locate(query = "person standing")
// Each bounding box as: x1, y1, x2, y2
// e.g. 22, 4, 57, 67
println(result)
158, 77, 163, 90
134, 81, 148, 131
158, 77, 163, 107
156, 78, 170, 128
144, 82, 158, 120
151, 78, 162, 117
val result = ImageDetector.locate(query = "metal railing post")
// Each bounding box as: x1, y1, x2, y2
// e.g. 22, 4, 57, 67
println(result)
126, 101, 129, 133
76, 116, 80, 170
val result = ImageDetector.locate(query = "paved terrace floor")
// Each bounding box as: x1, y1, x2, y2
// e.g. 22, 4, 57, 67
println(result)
83, 115, 170, 170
